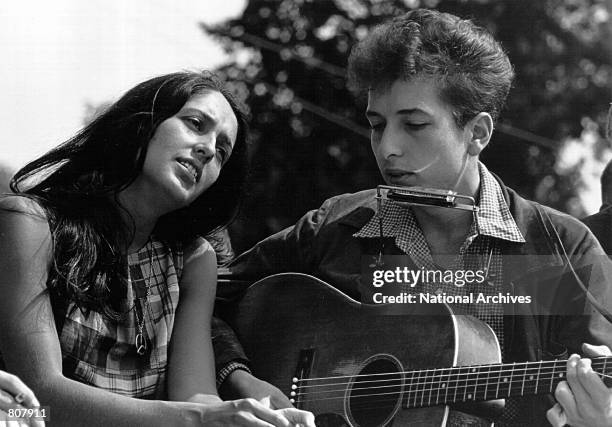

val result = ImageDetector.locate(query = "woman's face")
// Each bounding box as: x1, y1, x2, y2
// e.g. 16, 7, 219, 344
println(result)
134, 90, 239, 213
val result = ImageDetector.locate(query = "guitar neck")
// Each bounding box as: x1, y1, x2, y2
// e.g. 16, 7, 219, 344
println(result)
403, 356, 612, 409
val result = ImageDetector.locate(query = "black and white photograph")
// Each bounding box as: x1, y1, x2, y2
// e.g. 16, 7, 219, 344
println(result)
1, 1, 612, 426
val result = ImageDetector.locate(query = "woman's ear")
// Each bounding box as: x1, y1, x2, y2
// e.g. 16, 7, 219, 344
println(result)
466, 112, 493, 156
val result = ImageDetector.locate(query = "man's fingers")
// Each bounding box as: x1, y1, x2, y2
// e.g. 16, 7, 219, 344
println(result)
555, 381, 579, 420
582, 343, 612, 357
575, 358, 610, 406
546, 402, 567, 427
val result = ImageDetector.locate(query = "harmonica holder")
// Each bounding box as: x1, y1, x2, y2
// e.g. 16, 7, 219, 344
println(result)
374, 185, 479, 266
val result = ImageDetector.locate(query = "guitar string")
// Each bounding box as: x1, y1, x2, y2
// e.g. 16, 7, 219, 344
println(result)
293, 370, 612, 411
290, 368, 612, 406
293, 378, 569, 406
293, 369, 612, 396
294, 358, 612, 385
292, 374, 612, 410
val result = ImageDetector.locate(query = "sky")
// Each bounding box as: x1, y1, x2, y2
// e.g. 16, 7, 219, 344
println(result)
0, 0, 246, 171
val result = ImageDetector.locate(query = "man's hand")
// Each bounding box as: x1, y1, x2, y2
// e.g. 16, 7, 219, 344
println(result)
546, 343, 612, 427
219, 369, 293, 409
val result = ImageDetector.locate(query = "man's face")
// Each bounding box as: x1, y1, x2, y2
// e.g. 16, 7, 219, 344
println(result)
366, 78, 471, 190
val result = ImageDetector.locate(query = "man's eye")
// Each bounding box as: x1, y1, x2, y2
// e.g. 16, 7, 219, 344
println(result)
405, 122, 427, 130
369, 123, 384, 132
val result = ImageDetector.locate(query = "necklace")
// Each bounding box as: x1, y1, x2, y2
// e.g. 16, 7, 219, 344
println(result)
130, 239, 154, 356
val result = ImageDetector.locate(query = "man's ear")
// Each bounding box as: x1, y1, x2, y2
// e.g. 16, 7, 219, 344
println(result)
466, 112, 493, 156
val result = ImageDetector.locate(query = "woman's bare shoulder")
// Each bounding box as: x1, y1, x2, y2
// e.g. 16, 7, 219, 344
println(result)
0, 194, 47, 217
0, 194, 51, 243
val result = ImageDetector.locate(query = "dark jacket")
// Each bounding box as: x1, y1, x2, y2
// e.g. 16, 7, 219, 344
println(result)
214, 176, 612, 425
582, 205, 612, 255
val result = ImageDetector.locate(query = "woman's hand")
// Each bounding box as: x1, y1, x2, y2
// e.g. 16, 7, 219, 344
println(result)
0, 370, 45, 427
219, 369, 294, 409
196, 396, 315, 427
546, 343, 612, 427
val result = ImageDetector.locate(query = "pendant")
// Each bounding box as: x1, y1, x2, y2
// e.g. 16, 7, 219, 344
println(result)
135, 332, 146, 356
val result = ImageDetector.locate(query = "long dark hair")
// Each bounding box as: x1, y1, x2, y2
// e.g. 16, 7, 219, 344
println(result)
10, 70, 250, 319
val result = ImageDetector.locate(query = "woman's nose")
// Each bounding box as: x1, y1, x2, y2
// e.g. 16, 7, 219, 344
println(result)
193, 138, 215, 164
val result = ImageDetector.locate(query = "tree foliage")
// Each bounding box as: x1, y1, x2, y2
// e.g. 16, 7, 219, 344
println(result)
205, 0, 612, 252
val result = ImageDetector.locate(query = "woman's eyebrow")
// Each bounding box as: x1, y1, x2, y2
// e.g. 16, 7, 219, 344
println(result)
181, 107, 218, 123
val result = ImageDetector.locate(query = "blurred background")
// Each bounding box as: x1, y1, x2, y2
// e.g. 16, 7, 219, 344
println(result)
2, 0, 612, 253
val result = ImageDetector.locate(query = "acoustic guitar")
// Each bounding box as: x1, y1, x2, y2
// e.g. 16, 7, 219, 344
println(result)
223, 273, 610, 426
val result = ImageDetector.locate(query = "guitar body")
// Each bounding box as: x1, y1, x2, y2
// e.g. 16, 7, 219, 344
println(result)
224, 273, 504, 427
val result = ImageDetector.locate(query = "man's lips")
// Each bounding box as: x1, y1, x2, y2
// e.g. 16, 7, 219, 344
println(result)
384, 168, 416, 177
384, 169, 417, 185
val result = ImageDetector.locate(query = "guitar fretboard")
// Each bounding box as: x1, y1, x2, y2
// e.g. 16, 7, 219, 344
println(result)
403, 357, 612, 408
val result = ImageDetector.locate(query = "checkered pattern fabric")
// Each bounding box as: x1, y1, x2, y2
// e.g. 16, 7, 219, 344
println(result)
354, 163, 528, 424
58, 237, 183, 399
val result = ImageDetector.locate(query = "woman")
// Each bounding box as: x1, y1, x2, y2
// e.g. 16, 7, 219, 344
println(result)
0, 71, 314, 427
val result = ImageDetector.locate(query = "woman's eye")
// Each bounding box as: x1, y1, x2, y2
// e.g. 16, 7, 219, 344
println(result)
216, 147, 229, 165
185, 117, 202, 130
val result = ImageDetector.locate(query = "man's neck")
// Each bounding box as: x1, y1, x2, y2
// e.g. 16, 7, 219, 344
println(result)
411, 164, 481, 262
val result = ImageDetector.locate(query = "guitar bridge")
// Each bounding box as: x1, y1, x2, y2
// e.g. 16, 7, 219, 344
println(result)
290, 348, 315, 409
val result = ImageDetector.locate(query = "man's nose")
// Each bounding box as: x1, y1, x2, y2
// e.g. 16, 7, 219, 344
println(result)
378, 126, 403, 158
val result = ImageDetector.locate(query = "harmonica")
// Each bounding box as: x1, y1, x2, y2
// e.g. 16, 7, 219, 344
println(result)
376, 185, 479, 212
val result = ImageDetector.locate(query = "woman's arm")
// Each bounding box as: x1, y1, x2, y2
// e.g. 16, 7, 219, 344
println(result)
0, 197, 205, 427
168, 238, 220, 401
168, 238, 314, 426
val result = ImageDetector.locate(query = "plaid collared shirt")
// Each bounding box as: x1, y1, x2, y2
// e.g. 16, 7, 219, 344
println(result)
354, 163, 527, 424
354, 162, 525, 350
58, 237, 183, 399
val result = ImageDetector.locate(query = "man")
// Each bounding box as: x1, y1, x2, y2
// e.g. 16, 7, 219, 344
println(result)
582, 159, 612, 254
214, 9, 612, 426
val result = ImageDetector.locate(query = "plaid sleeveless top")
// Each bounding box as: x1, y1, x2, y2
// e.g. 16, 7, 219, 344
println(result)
58, 237, 183, 399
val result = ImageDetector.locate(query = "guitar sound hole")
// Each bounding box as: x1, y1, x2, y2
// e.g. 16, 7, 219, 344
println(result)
347, 356, 403, 427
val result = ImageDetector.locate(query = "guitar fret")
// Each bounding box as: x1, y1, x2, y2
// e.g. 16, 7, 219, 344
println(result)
483, 364, 491, 401
435, 368, 443, 405
508, 363, 515, 397
472, 367, 478, 401
521, 362, 528, 396
534, 361, 542, 394
548, 361, 557, 393
419, 368, 425, 407
495, 363, 501, 399
461, 367, 468, 402
424, 368, 431, 407
444, 367, 450, 405
413, 368, 421, 408
453, 367, 459, 403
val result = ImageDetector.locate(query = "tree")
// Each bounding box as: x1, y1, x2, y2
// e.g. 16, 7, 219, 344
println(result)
205, 0, 612, 252
0, 163, 15, 193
